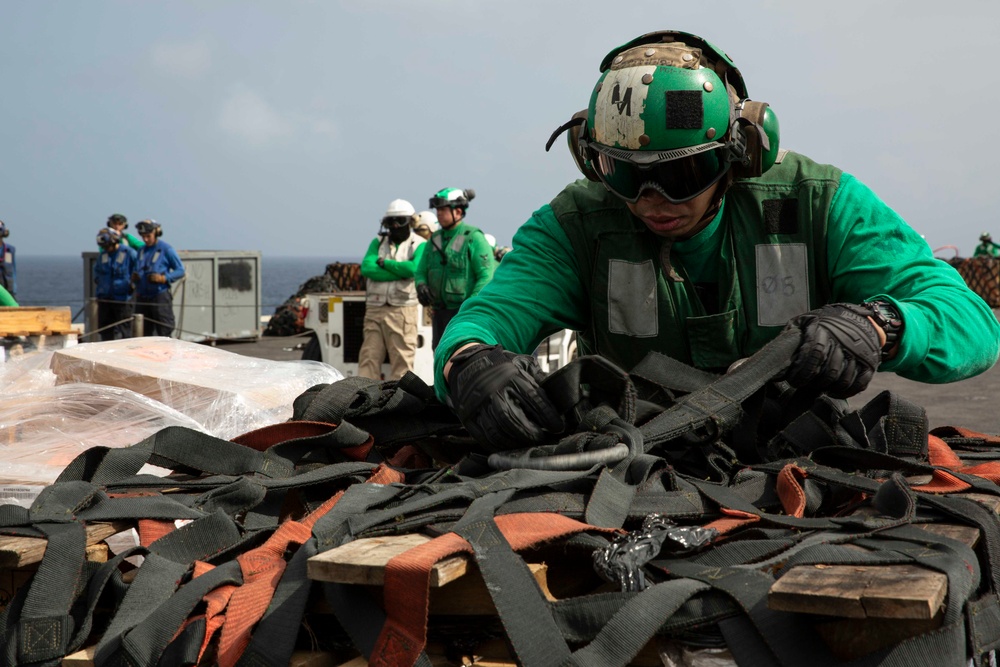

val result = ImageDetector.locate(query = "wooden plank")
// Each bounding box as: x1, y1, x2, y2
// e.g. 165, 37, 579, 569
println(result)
0, 522, 127, 569
308, 534, 470, 587
0, 307, 73, 335
915, 522, 979, 546
429, 562, 552, 615
769, 564, 946, 620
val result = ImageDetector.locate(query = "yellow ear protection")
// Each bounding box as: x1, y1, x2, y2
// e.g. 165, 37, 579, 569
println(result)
546, 30, 780, 183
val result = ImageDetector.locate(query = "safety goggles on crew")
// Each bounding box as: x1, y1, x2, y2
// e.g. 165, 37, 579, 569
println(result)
588, 140, 731, 204
382, 216, 411, 229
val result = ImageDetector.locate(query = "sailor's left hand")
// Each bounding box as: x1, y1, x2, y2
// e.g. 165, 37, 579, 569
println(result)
148, 273, 167, 284
376, 257, 386, 269
784, 303, 882, 398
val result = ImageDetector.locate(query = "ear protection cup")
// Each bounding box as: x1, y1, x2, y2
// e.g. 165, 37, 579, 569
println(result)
730, 100, 780, 178
0, 223, 8, 239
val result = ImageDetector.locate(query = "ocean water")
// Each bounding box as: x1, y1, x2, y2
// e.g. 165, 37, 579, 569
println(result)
13, 254, 360, 323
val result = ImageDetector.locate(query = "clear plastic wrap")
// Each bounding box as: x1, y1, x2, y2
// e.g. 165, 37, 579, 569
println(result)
0, 383, 208, 501
49, 337, 343, 440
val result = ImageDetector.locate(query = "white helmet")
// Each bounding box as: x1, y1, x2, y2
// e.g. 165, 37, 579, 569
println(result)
484, 233, 497, 248
384, 199, 415, 219
414, 210, 439, 233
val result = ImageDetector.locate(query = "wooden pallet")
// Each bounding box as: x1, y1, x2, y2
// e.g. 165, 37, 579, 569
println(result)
0, 306, 75, 336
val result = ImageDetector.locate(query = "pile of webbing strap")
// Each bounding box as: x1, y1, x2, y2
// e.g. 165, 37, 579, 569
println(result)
2, 328, 1000, 666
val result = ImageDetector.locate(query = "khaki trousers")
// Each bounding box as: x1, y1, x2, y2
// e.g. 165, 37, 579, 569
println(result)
358, 304, 418, 380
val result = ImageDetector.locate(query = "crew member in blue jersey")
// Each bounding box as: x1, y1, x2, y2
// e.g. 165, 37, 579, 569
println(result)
93, 228, 138, 340
133, 219, 185, 337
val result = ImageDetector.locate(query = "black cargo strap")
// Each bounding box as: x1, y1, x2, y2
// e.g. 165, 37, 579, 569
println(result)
639, 328, 800, 450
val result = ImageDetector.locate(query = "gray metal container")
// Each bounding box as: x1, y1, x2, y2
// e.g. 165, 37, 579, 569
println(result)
82, 250, 263, 342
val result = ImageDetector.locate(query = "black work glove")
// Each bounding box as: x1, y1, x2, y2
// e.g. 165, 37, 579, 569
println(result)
376, 257, 386, 269
416, 283, 433, 307
449, 344, 565, 452
784, 303, 882, 398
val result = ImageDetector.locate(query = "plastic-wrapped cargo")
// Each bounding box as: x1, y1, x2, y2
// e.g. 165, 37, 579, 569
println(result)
0, 383, 205, 501
48, 337, 343, 440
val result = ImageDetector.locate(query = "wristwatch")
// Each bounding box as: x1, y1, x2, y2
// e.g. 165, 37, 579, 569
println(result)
863, 300, 904, 361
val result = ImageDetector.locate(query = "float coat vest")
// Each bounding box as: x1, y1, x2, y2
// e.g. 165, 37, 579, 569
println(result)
552, 151, 840, 372
423, 223, 490, 310
366, 232, 424, 307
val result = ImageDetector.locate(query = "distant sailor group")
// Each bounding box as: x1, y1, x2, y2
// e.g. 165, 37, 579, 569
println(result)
93, 213, 185, 340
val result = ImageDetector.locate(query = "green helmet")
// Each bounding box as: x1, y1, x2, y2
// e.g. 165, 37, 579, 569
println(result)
429, 187, 475, 211
548, 31, 779, 203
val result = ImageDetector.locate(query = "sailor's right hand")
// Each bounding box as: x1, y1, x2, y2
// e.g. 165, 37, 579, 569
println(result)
148, 273, 167, 284
416, 283, 433, 307
447, 343, 564, 452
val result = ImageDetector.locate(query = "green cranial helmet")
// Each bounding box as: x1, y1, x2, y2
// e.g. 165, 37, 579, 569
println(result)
429, 187, 475, 211
547, 30, 780, 203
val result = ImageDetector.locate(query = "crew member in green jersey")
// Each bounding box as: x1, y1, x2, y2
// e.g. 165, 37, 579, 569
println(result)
414, 187, 495, 349
436, 30, 1000, 453
102, 214, 145, 251
974, 232, 1000, 258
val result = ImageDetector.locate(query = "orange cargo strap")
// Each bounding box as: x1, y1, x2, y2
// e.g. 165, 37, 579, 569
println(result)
371, 512, 612, 667
233, 420, 375, 461
189, 464, 404, 666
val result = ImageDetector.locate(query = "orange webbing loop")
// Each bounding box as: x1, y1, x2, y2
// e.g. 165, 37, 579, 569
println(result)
702, 508, 761, 535
775, 464, 808, 518
371, 513, 613, 667
928, 435, 965, 469
184, 464, 404, 666
926, 432, 1000, 486
232, 420, 375, 461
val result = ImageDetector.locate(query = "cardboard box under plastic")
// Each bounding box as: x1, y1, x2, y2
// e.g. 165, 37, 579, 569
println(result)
49, 337, 292, 417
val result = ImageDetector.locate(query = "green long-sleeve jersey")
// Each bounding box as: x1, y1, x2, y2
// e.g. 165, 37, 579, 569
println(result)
434, 171, 1000, 401
360, 236, 426, 281
0, 283, 17, 307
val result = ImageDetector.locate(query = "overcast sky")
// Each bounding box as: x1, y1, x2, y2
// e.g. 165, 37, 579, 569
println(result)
2, 1, 997, 258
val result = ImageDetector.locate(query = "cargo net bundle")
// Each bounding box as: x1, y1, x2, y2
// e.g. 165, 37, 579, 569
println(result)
264, 262, 364, 337
5, 329, 1000, 666
953, 257, 1000, 308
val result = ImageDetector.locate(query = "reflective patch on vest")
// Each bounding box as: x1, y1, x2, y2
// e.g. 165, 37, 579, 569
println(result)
4, 251, 11, 264
763, 199, 798, 234
755, 244, 809, 326
608, 259, 658, 337
115, 252, 125, 265
152, 250, 161, 264
449, 234, 467, 253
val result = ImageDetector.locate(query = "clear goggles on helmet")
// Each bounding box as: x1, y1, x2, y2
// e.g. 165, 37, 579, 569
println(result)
136, 221, 158, 235
382, 216, 411, 229
588, 140, 731, 204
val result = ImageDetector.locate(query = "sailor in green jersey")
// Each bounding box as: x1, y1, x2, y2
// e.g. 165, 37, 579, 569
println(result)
0, 283, 16, 307
974, 232, 1000, 258
436, 30, 1000, 453
358, 199, 427, 380
102, 214, 145, 252
414, 187, 495, 349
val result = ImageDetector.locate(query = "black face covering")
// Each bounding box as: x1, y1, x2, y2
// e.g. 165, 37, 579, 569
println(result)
388, 226, 410, 244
